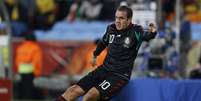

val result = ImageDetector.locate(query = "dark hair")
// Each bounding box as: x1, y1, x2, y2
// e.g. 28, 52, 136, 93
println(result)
117, 6, 133, 19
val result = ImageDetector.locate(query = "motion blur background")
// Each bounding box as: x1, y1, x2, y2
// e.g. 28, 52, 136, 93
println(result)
0, 0, 201, 101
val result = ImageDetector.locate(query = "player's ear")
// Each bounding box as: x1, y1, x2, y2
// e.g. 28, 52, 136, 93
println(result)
127, 18, 132, 22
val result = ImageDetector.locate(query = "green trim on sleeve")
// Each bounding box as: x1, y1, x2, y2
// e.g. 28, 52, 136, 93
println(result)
134, 31, 143, 50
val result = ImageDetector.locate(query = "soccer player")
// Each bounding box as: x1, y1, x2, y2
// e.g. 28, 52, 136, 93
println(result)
55, 5, 157, 101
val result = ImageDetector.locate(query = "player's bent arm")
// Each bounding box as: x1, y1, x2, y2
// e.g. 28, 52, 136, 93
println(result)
93, 40, 107, 57
93, 25, 110, 57
142, 31, 157, 42
142, 23, 157, 41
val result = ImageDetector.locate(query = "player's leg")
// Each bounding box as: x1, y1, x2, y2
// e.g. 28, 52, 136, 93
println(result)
82, 87, 100, 101
81, 73, 128, 101
55, 72, 95, 101
59, 68, 102, 101
62, 84, 85, 101
55, 66, 106, 101
96, 73, 129, 101
54, 84, 85, 101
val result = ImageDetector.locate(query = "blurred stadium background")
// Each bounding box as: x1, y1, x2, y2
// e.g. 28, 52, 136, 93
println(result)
0, 0, 201, 101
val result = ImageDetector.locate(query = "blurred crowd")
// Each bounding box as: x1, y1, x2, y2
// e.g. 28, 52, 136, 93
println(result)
0, 0, 200, 81
0, 0, 200, 35
0, 0, 201, 100
1, 0, 123, 36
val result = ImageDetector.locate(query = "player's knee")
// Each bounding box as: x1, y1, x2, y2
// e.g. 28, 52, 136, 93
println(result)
69, 85, 84, 94
62, 85, 85, 100
82, 87, 100, 101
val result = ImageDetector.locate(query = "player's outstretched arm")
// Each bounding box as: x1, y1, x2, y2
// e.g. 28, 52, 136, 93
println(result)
93, 25, 111, 57
93, 40, 107, 57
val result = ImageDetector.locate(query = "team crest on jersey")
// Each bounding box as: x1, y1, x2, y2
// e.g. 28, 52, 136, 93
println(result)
123, 37, 130, 48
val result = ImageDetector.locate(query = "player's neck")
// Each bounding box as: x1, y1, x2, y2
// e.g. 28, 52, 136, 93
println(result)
117, 23, 133, 32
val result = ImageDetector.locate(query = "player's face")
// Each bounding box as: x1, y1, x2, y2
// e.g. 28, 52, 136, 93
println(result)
115, 10, 131, 30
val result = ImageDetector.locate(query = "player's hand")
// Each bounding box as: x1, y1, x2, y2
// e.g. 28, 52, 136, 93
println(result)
148, 23, 157, 33
91, 55, 97, 67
